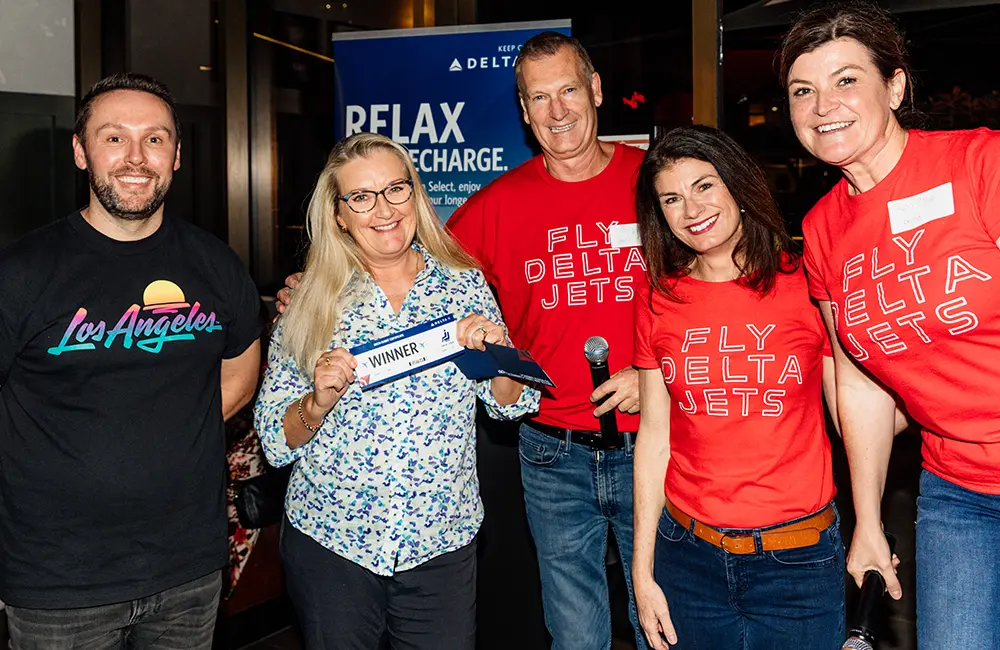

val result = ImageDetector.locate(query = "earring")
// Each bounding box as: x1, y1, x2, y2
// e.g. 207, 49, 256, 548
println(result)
338, 223, 348, 233
739, 207, 746, 214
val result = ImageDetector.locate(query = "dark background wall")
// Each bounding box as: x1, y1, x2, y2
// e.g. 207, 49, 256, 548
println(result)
0, 0, 78, 247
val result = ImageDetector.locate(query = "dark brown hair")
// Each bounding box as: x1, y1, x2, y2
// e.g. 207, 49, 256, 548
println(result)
779, 1, 919, 126
635, 125, 797, 301
514, 31, 596, 98
76, 73, 181, 145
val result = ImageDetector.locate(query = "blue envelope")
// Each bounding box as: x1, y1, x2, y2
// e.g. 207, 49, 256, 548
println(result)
452, 343, 556, 387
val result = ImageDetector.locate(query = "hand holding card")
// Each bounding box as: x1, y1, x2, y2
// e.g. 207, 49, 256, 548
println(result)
455, 314, 508, 352
349, 315, 554, 392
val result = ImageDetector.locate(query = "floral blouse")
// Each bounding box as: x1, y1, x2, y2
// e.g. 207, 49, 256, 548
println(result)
254, 244, 539, 575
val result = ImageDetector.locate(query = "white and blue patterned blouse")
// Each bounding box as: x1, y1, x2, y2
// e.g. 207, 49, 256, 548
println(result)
254, 244, 539, 576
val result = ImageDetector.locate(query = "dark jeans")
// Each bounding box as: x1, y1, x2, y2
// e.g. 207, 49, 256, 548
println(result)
280, 518, 476, 650
654, 504, 845, 650
6, 571, 222, 650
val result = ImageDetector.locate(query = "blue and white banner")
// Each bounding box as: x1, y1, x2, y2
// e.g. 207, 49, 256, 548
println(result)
332, 20, 571, 220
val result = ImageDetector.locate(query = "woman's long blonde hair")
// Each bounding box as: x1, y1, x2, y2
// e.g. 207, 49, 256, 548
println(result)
280, 132, 479, 376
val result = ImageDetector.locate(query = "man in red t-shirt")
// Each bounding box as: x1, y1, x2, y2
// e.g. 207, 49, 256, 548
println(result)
446, 32, 647, 650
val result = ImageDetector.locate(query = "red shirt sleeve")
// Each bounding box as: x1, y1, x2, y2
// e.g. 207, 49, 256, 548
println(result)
801, 224, 830, 302
964, 128, 1000, 242
816, 304, 833, 357
632, 280, 658, 369
446, 193, 497, 286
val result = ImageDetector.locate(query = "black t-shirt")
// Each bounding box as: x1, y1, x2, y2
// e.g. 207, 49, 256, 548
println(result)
0, 212, 261, 608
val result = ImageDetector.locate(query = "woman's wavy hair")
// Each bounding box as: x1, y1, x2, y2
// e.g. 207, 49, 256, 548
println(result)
279, 132, 478, 375
635, 125, 797, 301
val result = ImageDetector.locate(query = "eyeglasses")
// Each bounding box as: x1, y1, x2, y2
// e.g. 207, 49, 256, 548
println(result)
338, 180, 414, 214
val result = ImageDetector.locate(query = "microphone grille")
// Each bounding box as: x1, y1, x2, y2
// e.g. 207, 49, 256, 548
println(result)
583, 336, 610, 363
842, 638, 874, 650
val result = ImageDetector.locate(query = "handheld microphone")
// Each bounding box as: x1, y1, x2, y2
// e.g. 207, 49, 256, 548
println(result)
584, 336, 618, 446
842, 532, 897, 650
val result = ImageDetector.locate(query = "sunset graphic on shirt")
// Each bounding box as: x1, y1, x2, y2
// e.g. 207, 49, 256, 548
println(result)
141, 280, 191, 313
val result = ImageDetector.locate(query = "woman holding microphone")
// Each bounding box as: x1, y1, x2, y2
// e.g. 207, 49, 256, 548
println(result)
782, 3, 1000, 646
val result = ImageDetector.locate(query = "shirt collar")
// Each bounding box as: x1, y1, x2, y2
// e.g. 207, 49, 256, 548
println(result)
413, 241, 461, 282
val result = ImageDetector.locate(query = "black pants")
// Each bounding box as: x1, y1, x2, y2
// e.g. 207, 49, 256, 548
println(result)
281, 519, 476, 650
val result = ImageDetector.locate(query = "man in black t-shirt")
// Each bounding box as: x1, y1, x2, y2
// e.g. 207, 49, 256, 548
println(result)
0, 73, 262, 649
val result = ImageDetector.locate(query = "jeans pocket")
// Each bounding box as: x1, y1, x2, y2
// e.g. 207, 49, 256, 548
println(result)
767, 527, 842, 568
518, 427, 564, 467
656, 508, 688, 543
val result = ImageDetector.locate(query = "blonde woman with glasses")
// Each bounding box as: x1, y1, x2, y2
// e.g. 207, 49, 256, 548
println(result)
253, 132, 538, 650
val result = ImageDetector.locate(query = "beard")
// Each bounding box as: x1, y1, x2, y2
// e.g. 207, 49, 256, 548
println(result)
87, 157, 171, 222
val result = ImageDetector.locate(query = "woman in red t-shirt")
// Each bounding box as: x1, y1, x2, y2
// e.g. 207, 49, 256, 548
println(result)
781, 4, 1000, 647
630, 125, 846, 650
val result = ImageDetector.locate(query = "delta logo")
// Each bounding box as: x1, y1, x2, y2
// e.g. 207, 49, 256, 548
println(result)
448, 43, 521, 72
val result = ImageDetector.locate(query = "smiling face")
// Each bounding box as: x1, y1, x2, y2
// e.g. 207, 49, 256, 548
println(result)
654, 157, 743, 263
786, 37, 906, 169
72, 89, 180, 222
334, 148, 417, 268
518, 45, 602, 161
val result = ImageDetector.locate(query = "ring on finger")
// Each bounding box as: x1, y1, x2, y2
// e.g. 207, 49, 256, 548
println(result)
477, 325, 489, 339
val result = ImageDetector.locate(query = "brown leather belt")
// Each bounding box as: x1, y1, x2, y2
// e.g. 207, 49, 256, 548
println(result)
664, 500, 835, 555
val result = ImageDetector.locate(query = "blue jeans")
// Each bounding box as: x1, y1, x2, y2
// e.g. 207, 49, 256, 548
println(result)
917, 470, 1000, 649
653, 504, 845, 650
6, 571, 222, 650
518, 423, 646, 650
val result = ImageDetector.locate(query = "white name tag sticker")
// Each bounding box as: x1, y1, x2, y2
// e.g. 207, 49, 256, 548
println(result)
350, 315, 463, 390
887, 182, 954, 234
609, 223, 641, 249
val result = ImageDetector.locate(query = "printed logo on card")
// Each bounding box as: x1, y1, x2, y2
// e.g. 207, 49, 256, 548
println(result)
888, 182, 955, 234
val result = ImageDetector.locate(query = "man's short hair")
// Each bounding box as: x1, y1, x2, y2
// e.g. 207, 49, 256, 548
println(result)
514, 32, 596, 98
75, 73, 182, 144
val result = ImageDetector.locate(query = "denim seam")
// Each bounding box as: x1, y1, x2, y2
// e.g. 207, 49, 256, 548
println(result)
601, 524, 612, 650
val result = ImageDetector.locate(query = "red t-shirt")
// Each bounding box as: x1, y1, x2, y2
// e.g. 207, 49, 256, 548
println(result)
802, 128, 1000, 494
633, 266, 835, 528
448, 144, 645, 431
